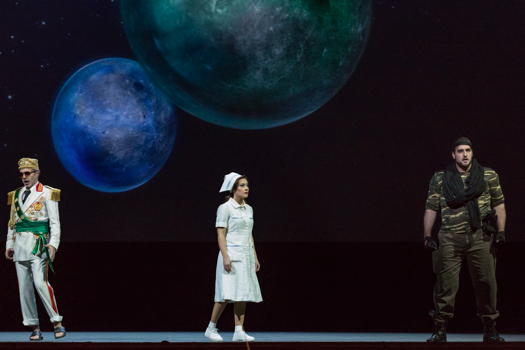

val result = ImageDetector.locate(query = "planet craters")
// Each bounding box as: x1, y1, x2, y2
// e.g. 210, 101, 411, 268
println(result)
51, 58, 177, 192
121, 0, 372, 129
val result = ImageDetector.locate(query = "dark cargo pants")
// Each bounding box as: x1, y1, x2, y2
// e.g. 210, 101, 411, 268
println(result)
431, 229, 499, 323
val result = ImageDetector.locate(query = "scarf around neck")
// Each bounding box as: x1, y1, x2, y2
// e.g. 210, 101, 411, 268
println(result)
442, 158, 486, 231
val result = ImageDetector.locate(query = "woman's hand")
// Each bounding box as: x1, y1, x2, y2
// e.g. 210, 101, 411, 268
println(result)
223, 255, 232, 272
255, 259, 261, 272
5, 248, 13, 260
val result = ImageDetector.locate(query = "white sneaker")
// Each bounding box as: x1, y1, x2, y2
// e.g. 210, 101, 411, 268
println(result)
232, 330, 255, 342
204, 327, 224, 342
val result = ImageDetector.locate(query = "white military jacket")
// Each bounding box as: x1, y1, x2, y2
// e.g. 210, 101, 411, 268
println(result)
6, 182, 61, 262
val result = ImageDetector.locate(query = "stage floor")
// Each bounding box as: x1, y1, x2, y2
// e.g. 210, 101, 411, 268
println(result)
0, 332, 524, 342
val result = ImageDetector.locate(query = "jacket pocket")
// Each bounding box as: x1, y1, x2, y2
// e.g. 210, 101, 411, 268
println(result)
227, 246, 243, 262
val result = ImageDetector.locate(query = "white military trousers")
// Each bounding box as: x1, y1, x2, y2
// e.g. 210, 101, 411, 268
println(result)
15, 257, 62, 326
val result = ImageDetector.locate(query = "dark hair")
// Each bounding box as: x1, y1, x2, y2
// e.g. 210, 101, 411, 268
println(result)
224, 175, 248, 202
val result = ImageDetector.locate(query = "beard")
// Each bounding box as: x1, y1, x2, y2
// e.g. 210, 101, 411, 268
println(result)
456, 158, 472, 170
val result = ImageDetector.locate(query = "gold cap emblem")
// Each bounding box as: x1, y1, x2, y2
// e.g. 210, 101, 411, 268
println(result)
18, 158, 39, 171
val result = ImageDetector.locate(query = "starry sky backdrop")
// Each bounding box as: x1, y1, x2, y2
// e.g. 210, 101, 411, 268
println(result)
1, 0, 524, 242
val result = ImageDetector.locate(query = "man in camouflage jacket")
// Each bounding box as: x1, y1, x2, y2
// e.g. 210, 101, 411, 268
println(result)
423, 137, 506, 343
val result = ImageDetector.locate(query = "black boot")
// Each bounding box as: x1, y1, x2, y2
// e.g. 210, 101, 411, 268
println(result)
427, 322, 447, 343
483, 319, 505, 343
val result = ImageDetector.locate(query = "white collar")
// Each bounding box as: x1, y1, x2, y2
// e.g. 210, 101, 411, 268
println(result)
24, 182, 38, 193
229, 197, 246, 209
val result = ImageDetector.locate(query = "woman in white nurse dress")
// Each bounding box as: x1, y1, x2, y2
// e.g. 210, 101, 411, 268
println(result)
204, 172, 262, 342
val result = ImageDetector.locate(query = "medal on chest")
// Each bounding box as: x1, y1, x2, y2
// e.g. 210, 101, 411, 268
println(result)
33, 201, 43, 211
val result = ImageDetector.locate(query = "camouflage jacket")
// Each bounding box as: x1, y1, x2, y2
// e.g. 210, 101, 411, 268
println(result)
425, 168, 504, 234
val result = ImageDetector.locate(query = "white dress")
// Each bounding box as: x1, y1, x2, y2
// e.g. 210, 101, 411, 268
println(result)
214, 198, 262, 303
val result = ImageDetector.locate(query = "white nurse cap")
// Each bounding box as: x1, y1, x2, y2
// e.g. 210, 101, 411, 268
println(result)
219, 172, 243, 193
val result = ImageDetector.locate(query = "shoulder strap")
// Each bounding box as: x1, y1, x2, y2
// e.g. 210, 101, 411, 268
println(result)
7, 191, 15, 206
44, 186, 61, 202
7, 187, 23, 206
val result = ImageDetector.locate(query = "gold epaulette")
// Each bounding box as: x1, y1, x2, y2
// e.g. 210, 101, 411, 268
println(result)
7, 188, 22, 206
7, 191, 15, 206
45, 186, 61, 202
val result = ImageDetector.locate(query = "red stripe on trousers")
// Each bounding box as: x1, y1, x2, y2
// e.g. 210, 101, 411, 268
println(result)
47, 282, 58, 313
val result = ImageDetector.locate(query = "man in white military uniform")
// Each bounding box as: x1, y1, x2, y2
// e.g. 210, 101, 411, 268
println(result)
5, 158, 66, 341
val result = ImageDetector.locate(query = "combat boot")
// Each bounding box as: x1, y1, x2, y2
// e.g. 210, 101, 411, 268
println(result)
427, 321, 447, 343
482, 319, 505, 343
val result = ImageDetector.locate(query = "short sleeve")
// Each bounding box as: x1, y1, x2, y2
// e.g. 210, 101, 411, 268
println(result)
215, 204, 229, 228
487, 170, 505, 207
425, 172, 442, 211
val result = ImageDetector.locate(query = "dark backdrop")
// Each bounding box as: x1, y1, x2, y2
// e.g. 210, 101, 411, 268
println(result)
0, 0, 524, 334
1, 0, 523, 242
1, 242, 524, 333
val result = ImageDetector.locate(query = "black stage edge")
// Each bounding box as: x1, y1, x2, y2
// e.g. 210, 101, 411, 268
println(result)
1, 242, 524, 333
1, 343, 525, 350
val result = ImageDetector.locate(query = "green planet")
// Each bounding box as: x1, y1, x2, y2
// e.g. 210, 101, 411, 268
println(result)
121, 0, 372, 129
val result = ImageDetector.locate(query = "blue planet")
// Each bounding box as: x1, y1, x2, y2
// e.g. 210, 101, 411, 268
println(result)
51, 58, 177, 192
